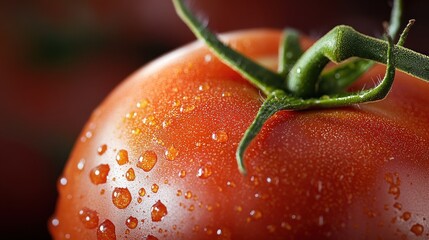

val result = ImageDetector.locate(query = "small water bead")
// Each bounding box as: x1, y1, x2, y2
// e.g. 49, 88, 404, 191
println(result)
178, 170, 187, 178
401, 212, 411, 221
151, 184, 160, 193
142, 115, 158, 126
59, 177, 68, 186
78, 207, 99, 229
116, 150, 129, 165
90, 164, 110, 185
97, 219, 116, 240
139, 188, 146, 197
197, 166, 212, 179
136, 98, 150, 109
249, 210, 263, 221
176, 190, 182, 196
165, 146, 178, 161
126, 168, 136, 181
151, 200, 168, 222
131, 128, 141, 135
211, 130, 228, 143
77, 158, 85, 170
204, 54, 212, 62
411, 224, 424, 236
184, 191, 192, 199
180, 104, 195, 113
50, 217, 60, 227
125, 216, 138, 229
112, 187, 132, 209
137, 150, 158, 172
97, 144, 108, 155
393, 202, 402, 210
198, 83, 210, 91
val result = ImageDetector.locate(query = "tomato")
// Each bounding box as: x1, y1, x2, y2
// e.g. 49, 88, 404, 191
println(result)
48, 27, 429, 239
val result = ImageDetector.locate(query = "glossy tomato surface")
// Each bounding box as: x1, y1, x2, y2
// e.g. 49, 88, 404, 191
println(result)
50, 30, 429, 239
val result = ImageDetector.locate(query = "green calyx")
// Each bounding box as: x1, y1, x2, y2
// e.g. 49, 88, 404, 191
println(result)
173, 0, 429, 175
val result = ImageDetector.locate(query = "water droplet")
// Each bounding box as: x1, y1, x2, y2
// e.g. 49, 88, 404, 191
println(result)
50, 217, 60, 227
176, 190, 182, 196
100, 189, 105, 195
296, 67, 301, 74
139, 187, 146, 197
90, 164, 110, 185
77, 158, 86, 170
151, 200, 168, 222
197, 166, 212, 179
97, 219, 116, 240
178, 170, 187, 178
78, 207, 99, 229
211, 130, 228, 143
137, 151, 158, 171
136, 98, 150, 109
165, 146, 178, 161
204, 54, 212, 62
411, 224, 424, 236
97, 144, 107, 155
116, 150, 129, 165
137, 197, 142, 203
180, 104, 195, 113
226, 181, 236, 188
247, 210, 262, 222
401, 212, 411, 221
126, 168, 136, 181
162, 119, 172, 129
198, 83, 210, 91
142, 115, 158, 126
151, 184, 159, 193
188, 204, 195, 211
185, 191, 192, 199
131, 128, 141, 135
267, 225, 276, 233
59, 177, 68, 186
221, 92, 232, 97
125, 216, 138, 229
125, 111, 138, 119
112, 187, 132, 209
393, 202, 402, 210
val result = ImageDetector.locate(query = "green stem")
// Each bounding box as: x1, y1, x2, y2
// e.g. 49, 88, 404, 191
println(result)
287, 25, 429, 98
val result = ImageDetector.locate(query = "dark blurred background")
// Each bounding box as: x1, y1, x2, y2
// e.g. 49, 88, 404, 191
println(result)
0, 0, 428, 239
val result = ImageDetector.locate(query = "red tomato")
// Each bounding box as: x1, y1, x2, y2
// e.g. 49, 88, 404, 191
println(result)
49, 29, 429, 239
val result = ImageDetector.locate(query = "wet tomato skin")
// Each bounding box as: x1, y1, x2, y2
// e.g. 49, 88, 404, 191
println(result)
50, 30, 429, 239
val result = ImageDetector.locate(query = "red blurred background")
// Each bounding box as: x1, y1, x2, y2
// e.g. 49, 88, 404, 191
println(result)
0, 0, 428, 239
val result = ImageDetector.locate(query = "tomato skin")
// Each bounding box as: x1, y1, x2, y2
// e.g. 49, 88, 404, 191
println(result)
50, 30, 429, 239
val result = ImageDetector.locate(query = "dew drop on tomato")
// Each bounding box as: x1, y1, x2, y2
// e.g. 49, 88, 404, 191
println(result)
165, 146, 178, 161
401, 212, 411, 221
151, 200, 168, 222
136, 98, 150, 109
78, 207, 99, 229
77, 158, 85, 171
112, 187, 132, 209
138, 187, 146, 197
97, 219, 116, 240
97, 144, 108, 155
410, 223, 424, 236
125, 168, 136, 181
211, 130, 228, 143
90, 164, 110, 185
196, 165, 212, 179
137, 151, 157, 172
151, 184, 159, 193
115, 149, 129, 165
125, 216, 138, 229
59, 177, 68, 187
184, 191, 192, 199
178, 169, 187, 178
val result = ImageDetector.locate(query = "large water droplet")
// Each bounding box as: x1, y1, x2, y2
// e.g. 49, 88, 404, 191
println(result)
112, 187, 132, 209
90, 164, 110, 185
78, 207, 99, 229
410, 224, 424, 236
125, 216, 138, 229
165, 146, 178, 161
211, 130, 228, 143
126, 168, 136, 181
97, 144, 107, 155
116, 150, 129, 165
197, 166, 212, 179
97, 219, 116, 240
151, 200, 168, 222
137, 151, 158, 172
